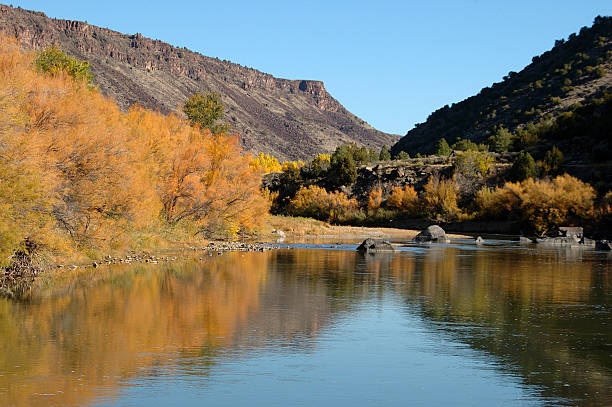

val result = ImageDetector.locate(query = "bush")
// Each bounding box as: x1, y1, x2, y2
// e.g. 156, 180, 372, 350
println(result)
250, 152, 281, 173
475, 174, 595, 233
379, 145, 391, 161
182, 92, 227, 132
541, 146, 564, 175
421, 176, 460, 221
33, 46, 94, 86
287, 185, 359, 223
453, 150, 493, 177
387, 185, 419, 216
329, 147, 357, 187
435, 138, 452, 156
394, 151, 410, 160
488, 126, 512, 153
509, 152, 536, 181
367, 188, 383, 210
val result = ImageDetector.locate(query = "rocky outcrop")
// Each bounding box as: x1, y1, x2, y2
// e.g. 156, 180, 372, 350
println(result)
0, 4, 398, 161
414, 225, 448, 242
357, 238, 395, 253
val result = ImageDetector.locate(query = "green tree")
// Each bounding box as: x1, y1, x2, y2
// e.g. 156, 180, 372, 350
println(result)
379, 145, 391, 161
542, 146, 564, 175
395, 151, 410, 160
510, 152, 536, 181
435, 138, 452, 156
33, 46, 94, 86
488, 126, 512, 153
183, 92, 227, 132
329, 146, 357, 186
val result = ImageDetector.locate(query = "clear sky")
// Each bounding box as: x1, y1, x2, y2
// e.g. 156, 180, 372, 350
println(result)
8, 1, 612, 135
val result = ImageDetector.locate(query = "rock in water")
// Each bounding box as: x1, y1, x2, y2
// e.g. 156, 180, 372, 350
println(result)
357, 238, 395, 253
595, 240, 612, 251
518, 236, 534, 244
475, 236, 484, 244
414, 225, 447, 242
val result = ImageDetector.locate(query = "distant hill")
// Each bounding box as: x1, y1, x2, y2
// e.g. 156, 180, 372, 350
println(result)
0, 4, 398, 161
392, 16, 612, 159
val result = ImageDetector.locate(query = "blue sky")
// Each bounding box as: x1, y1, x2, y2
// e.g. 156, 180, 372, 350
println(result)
9, 1, 612, 135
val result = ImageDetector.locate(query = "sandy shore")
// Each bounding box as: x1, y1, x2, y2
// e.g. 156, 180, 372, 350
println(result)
264, 216, 470, 241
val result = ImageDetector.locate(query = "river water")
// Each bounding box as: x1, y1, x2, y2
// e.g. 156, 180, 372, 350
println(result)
0, 238, 610, 406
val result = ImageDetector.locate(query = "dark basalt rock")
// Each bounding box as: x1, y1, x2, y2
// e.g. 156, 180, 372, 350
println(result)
414, 225, 447, 242
357, 238, 395, 253
535, 236, 582, 247
595, 240, 612, 251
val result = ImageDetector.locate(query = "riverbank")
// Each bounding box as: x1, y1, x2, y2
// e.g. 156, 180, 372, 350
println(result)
263, 215, 470, 240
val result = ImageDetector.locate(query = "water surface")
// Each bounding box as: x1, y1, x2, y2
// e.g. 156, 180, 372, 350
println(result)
0, 239, 610, 406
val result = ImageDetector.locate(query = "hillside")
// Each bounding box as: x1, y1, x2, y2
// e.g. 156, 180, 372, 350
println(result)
392, 16, 612, 158
0, 4, 398, 161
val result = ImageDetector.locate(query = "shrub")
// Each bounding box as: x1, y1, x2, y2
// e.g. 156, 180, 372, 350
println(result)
453, 150, 494, 177
287, 185, 359, 223
509, 152, 536, 181
33, 46, 94, 86
435, 138, 452, 156
379, 145, 391, 161
541, 146, 564, 175
488, 126, 512, 152
329, 147, 357, 187
394, 151, 410, 160
387, 185, 419, 215
182, 92, 227, 132
250, 152, 281, 173
421, 176, 460, 220
367, 188, 383, 210
475, 175, 595, 233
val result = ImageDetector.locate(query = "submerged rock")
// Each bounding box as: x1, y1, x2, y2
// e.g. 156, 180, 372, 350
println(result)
518, 236, 534, 244
558, 226, 584, 239
414, 225, 447, 242
357, 238, 395, 253
595, 240, 612, 251
535, 235, 581, 247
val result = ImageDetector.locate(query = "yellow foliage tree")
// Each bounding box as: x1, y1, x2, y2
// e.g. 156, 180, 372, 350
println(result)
250, 152, 282, 174
288, 185, 358, 223
475, 174, 595, 233
421, 176, 460, 220
387, 185, 419, 215
367, 188, 383, 211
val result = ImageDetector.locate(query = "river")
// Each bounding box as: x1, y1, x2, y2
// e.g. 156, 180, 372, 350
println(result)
0, 237, 610, 406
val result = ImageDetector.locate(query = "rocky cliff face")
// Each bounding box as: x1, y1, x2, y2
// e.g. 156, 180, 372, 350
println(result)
0, 5, 398, 161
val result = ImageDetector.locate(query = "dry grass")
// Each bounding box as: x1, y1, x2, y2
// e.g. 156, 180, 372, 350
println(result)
263, 216, 468, 241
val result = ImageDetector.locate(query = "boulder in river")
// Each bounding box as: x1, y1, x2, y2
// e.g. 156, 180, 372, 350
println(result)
595, 240, 612, 251
535, 235, 581, 247
475, 236, 484, 244
414, 225, 447, 242
357, 238, 395, 253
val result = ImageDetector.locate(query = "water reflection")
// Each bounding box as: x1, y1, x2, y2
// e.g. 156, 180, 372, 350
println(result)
0, 243, 610, 406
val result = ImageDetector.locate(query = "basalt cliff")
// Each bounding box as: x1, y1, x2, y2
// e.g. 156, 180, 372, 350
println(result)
0, 5, 398, 160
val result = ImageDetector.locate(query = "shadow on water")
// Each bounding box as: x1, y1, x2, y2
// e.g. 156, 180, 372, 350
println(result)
0, 241, 610, 406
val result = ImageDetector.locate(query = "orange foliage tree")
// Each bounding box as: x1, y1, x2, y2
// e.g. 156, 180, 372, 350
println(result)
0, 35, 268, 260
